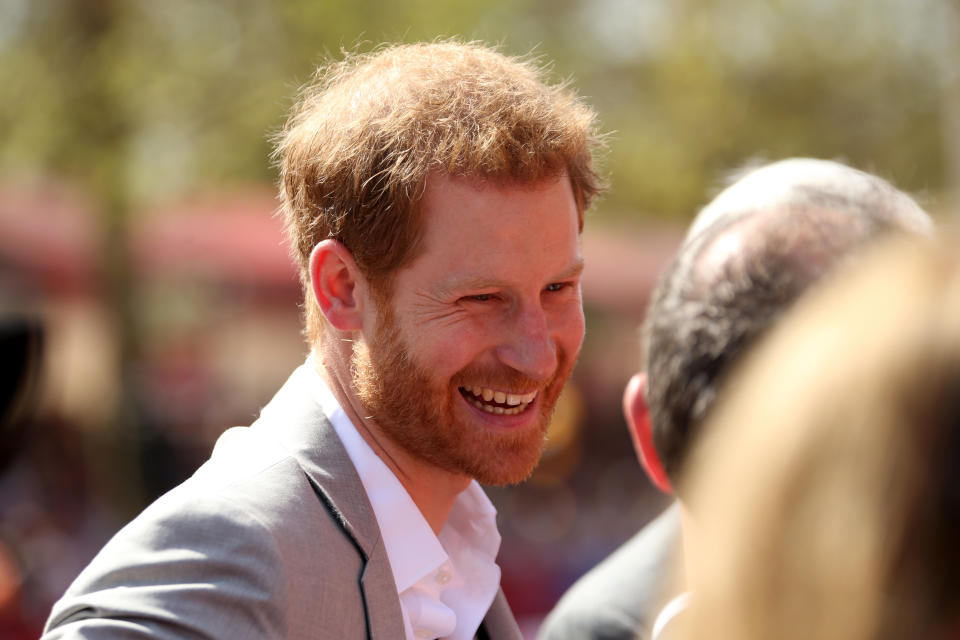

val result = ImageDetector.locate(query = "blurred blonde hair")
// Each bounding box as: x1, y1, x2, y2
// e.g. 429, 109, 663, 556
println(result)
273, 40, 605, 344
680, 233, 960, 640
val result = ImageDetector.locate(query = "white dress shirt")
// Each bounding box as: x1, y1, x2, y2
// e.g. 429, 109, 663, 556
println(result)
305, 361, 502, 640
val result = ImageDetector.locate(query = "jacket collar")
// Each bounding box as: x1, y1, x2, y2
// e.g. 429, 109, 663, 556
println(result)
255, 364, 404, 638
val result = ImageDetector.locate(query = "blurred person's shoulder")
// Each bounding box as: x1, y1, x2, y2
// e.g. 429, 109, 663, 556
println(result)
538, 504, 682, 640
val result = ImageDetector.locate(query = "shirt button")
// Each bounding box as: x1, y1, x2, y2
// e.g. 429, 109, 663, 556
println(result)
435, 568, 452, 585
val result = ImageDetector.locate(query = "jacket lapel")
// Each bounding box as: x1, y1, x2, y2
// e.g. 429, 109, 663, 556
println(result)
478, 589, 523, 640
260, 365, 523, 639
258, 365, 405, 639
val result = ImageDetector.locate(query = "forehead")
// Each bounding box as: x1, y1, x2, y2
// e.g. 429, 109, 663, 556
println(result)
408, 173, 582, 281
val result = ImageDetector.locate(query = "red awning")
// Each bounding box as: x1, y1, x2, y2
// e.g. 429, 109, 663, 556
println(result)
131, 188, 300, 297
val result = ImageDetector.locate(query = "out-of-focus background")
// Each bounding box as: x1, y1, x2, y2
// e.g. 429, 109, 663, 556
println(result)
1, 0, 958, 636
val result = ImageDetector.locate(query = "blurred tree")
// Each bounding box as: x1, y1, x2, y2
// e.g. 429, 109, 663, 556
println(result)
944, 0, 960, 207
561, 0, 952, 219
0, 0, 955, 509
2, 0, 952, 217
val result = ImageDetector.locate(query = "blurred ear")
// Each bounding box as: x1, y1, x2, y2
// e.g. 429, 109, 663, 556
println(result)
308, 239, 366, 331
624, 372, 674, 494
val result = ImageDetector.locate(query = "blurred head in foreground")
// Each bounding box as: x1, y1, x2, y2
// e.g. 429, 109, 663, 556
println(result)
681, 235, 960, 640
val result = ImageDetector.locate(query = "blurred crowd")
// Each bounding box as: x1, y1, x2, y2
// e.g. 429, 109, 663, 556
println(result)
7, 157, 960, 639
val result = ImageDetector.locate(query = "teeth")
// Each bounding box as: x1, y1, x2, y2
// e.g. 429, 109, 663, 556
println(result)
461, 386, 540, 415
469, 398, 530, 416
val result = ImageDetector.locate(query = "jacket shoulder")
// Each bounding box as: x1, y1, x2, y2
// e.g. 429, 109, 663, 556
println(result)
43, 429, 370, 639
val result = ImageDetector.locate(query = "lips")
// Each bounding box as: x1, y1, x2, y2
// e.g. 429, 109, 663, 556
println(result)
459, 385, 538, 416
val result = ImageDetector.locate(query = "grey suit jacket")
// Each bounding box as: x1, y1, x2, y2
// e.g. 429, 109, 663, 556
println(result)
536, 504, 681, 640
43, 365, 522, 639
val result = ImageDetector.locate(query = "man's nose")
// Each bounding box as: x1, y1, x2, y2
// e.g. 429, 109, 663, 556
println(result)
495, 304, 557, 381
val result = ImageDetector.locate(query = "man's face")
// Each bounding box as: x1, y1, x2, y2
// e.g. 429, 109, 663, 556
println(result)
352, 173, 585, 485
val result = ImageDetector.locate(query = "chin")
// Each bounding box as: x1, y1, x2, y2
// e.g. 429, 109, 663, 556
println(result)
453, 421, 550, 486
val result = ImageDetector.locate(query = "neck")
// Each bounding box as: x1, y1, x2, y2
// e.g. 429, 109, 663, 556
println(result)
313, 344, 471, 534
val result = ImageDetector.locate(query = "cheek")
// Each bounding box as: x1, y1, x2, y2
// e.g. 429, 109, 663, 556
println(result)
408, 325, 494, 378
554, 301, 586, 354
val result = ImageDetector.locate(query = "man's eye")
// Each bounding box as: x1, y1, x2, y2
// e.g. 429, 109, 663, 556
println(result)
466, 294, 494, 302
545, 282, 570, 293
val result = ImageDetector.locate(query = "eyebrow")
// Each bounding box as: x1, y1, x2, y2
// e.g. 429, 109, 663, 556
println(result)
557, 258, 586, 281
439, 257, 586, 295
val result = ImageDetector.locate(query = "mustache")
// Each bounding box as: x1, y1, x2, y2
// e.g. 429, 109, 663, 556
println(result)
451, 359, 565, 393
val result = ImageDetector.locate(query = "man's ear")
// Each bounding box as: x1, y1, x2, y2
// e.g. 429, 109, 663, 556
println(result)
308, 239, 366, 331
623, 372, 674, 494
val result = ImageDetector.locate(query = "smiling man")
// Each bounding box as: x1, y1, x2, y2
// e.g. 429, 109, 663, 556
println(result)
338, 174, 585, 493
43, 42, 603, 640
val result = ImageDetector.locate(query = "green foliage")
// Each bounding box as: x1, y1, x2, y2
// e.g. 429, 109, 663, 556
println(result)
565, 0, 952, 219
0, 0, 954, 219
